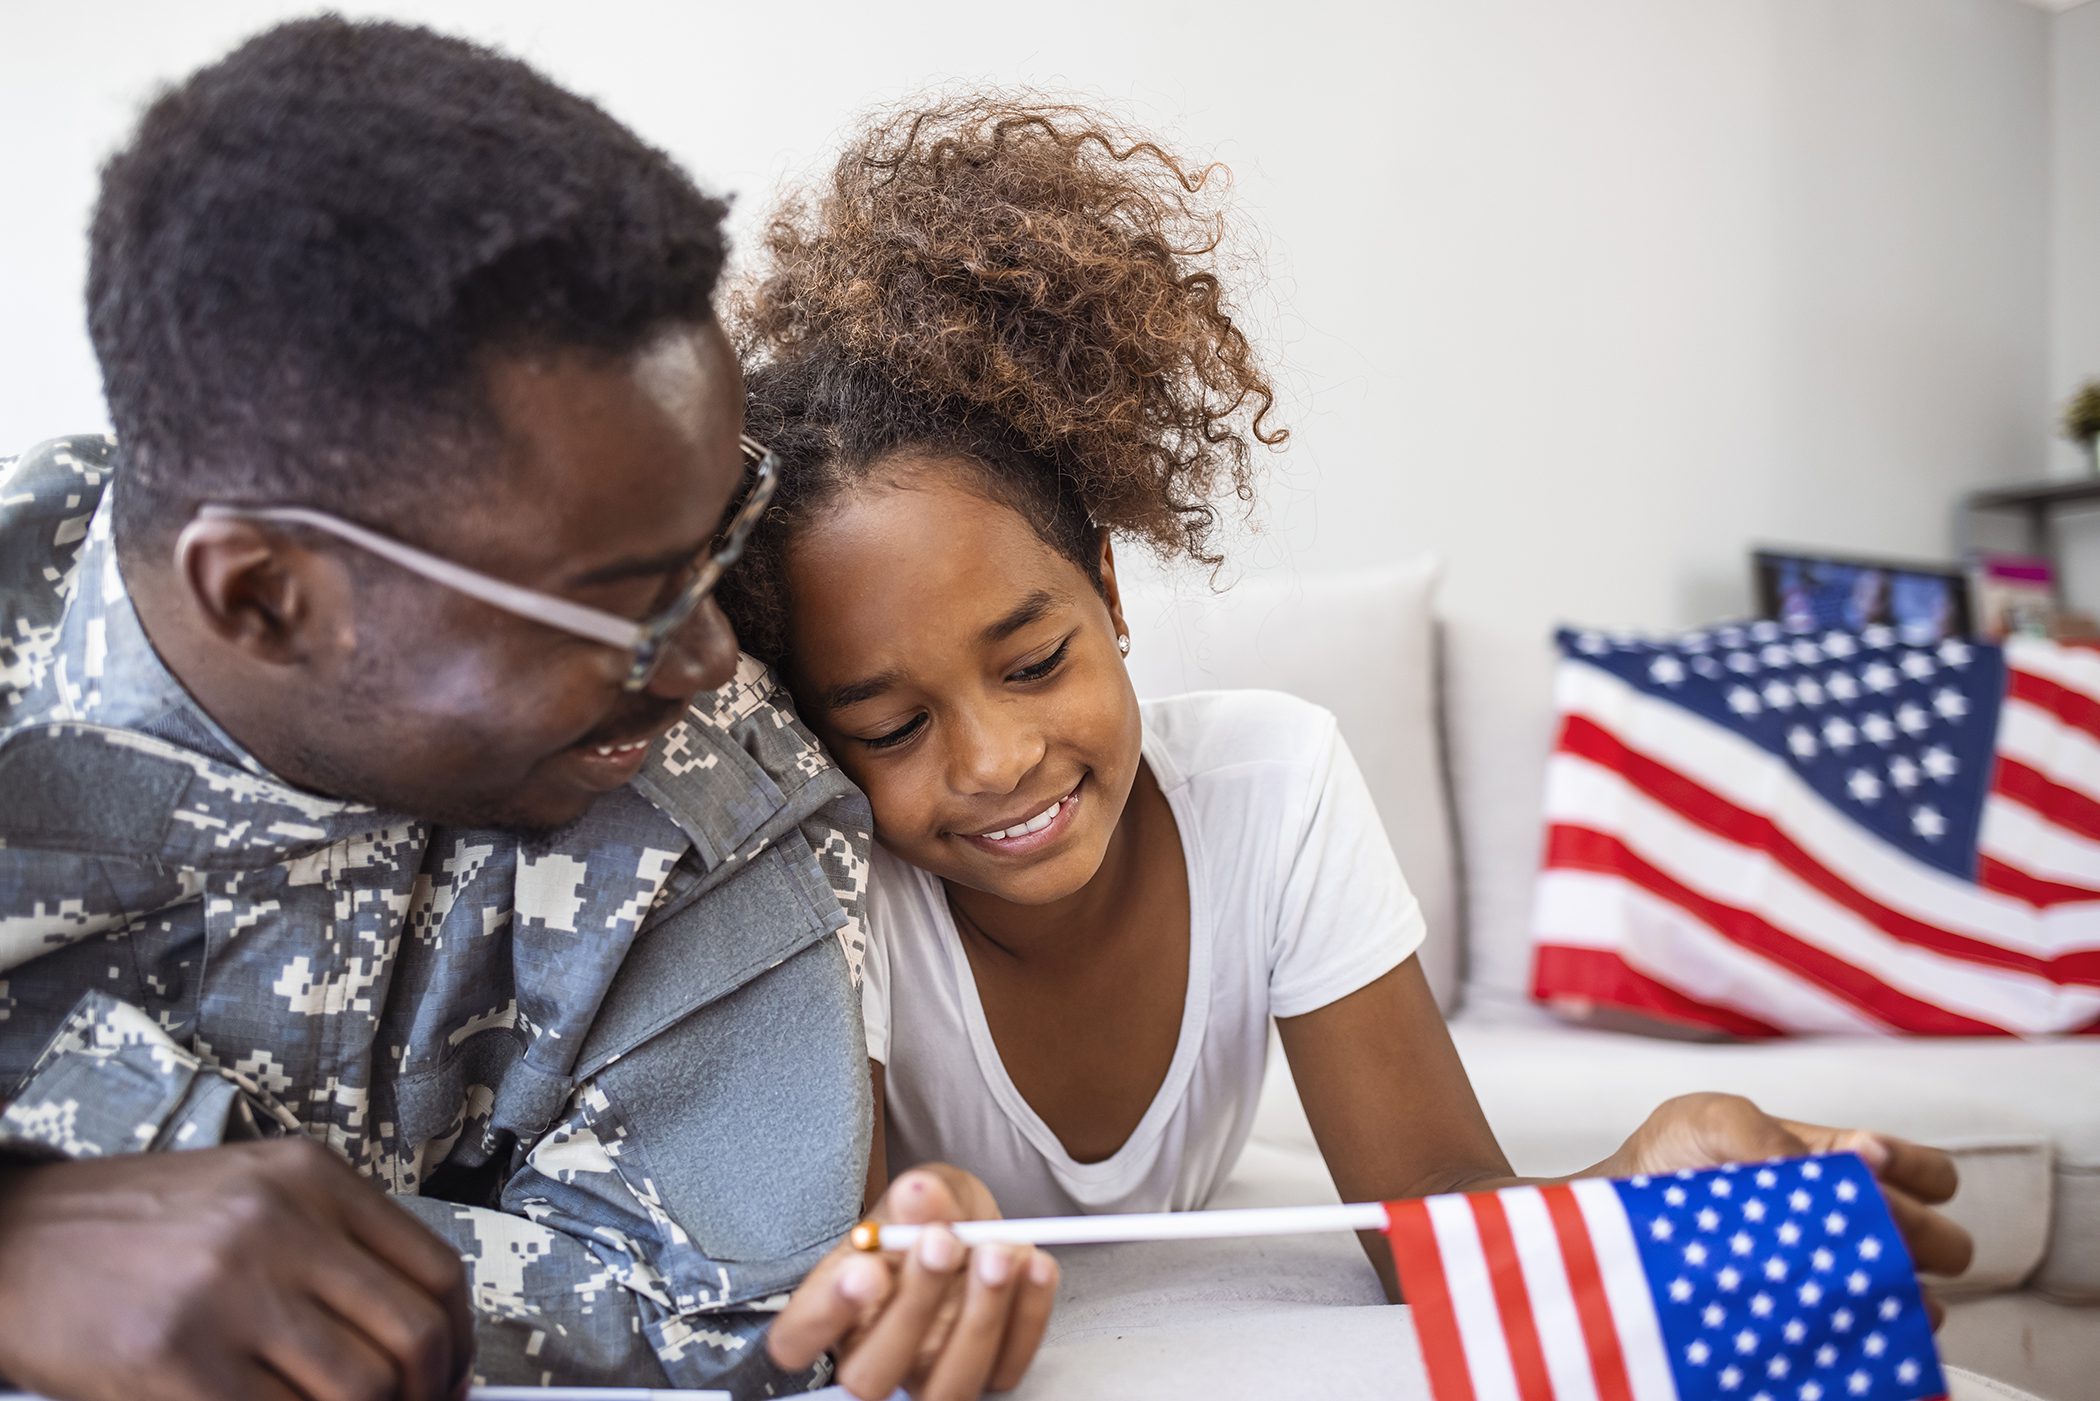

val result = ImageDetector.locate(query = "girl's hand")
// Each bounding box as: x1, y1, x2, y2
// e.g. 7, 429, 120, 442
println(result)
766, 1163, 1059, 1401
1605, 1092, 1974, 1324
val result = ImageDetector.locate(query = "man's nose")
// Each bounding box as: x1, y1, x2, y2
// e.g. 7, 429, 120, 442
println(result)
643, 597, 741, 700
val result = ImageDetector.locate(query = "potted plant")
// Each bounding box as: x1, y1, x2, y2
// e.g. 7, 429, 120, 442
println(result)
2067, 379, 2100, 476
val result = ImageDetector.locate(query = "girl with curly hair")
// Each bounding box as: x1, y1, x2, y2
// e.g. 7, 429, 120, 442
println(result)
719, 96, 1969, 1302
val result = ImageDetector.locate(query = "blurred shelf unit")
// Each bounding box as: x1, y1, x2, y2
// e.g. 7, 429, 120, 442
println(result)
1961, 477, 2100, 557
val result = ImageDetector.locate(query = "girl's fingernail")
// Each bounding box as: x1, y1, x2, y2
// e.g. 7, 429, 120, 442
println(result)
917, 1227, 962, 1272
839, 1257, 887, 1302
975, 1246, 1013, 1286
1030, 1251, 1059, 1287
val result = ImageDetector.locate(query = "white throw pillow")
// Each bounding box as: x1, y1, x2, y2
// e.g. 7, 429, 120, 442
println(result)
1120, 559, 1459, 1009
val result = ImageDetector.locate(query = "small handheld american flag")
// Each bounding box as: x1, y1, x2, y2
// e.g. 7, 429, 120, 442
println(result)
1386, 1153, 1944, 1401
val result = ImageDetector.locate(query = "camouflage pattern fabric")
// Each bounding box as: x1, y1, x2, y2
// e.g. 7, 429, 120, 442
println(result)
0, 436, 876, 1394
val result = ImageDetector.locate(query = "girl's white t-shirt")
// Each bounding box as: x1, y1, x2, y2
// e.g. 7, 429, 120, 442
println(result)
862, 689, 1427, 1219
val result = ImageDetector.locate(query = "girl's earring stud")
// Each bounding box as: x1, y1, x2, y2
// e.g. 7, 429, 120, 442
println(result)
1117, 634, 1131, 656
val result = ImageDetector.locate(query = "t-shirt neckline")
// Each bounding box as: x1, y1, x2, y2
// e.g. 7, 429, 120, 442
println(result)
933, 727, 1211, 1193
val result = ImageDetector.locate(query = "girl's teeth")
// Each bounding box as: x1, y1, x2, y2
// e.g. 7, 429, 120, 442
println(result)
981, 797, 1063, 840
591, 741, 648, 758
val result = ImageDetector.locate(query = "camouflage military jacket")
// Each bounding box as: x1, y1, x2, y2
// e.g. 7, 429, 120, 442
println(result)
0, 437, 875, 1394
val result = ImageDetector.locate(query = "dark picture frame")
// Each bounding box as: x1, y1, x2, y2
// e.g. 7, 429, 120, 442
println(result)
1752, 547, 1973, 644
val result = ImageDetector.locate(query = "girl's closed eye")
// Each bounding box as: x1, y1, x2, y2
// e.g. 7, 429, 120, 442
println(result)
859, 637, 1072, 751
862, 713, 927, 751
1009, 637, 1072, 683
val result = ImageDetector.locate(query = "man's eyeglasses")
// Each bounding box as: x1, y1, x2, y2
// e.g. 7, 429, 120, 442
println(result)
186, 435, 779, 692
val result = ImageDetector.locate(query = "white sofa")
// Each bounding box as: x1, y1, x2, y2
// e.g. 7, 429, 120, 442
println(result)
1008, 561, 2097, 1400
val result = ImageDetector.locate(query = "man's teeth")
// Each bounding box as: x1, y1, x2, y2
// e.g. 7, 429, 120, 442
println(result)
977, 796, 1066, 841
590, 740, 651, 758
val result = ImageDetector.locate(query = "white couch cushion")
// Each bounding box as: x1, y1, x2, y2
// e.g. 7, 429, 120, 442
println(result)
1022, 1257, 1417, 1400
1442, 620, 1565, 1019
1120, 560, 1460, 1008
1933, 1298, 2100, 1401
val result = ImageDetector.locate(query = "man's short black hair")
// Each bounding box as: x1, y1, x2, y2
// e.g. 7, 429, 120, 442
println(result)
90, 17, 731, 551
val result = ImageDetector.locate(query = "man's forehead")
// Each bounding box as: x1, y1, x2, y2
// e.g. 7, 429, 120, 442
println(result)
482, 321, 737, 440
468, 322, 743, 579
627, 330, 727, 430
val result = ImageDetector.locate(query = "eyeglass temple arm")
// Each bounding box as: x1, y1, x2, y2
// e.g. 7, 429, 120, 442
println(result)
190, 504, 646, 650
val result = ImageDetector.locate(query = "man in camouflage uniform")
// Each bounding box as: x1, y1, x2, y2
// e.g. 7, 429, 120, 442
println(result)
0, 19, 1054, 1401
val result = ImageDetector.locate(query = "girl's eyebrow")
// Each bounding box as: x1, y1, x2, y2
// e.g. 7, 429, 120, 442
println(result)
827, 669, 903, 712
828, 589, 1068, 712
980, 588, 1063, 645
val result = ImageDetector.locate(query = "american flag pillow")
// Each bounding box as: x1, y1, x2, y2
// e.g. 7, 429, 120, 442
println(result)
1529, 621, 2100, 1036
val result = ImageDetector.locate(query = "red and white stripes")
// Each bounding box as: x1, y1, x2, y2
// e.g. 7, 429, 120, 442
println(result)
1530, 649, 2100, 1037
1386, 1182, 1676, 1401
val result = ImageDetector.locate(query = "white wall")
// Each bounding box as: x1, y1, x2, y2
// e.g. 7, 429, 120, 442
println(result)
0, 1, 2057, 592
2049, 1, 2100, 608
2051, 0, 2100, 474
0, 1, 2070, 988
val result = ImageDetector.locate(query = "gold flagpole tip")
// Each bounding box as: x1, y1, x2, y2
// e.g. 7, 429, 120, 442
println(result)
850, 1220, 883, 1253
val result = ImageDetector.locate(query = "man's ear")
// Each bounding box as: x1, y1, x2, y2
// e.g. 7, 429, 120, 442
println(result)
1096, 530, 1129, 645
171, 518, 347, 665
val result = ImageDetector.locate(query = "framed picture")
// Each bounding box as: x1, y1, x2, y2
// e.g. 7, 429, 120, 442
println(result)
1967, 551, 2060, 640
1752, 548, 1972, 644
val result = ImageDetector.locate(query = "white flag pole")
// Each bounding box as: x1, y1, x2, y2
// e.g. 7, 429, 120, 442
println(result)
854, 1202, 1392, 1253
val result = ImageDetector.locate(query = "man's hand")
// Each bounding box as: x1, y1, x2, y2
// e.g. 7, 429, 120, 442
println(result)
766, 1164, 1058, 1401
1606, 1092, 1974, 1324
0, 1138, 475, 1401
